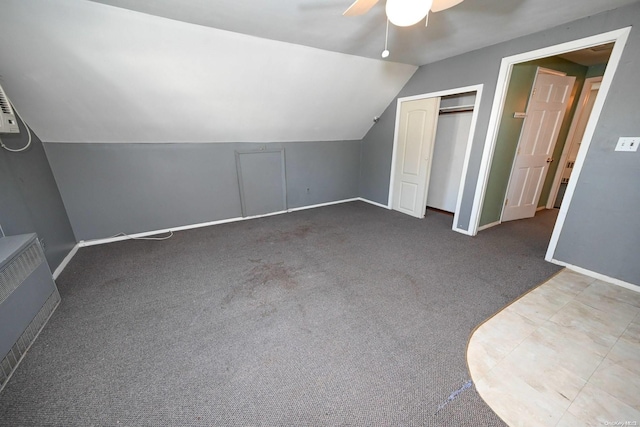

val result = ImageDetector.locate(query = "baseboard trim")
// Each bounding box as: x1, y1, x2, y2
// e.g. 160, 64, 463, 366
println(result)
79, 198, 360, 247
52, 243, 80, 280
357, 197, 391, 209
287, 198, 359, 213
478, 221, 500, 232
550, 259, 639, 293
452, 226, 474, 236
79, 214, 270, 247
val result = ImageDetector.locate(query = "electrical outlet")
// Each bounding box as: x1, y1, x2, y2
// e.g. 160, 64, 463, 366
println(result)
615, 137, 640, 152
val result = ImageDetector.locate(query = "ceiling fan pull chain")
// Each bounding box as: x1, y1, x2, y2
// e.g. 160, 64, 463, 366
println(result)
382, 19, 390, 58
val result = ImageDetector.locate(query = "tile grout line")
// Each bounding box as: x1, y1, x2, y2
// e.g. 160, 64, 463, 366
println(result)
473, 270, 638, 427
554, 283, 639, 426
465, 269, 569, 383
552, 287, 604, 426
475, 280, 573, 407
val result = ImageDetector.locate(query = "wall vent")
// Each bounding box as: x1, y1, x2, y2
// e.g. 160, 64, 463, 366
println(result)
0, 88, 12, 115
0, 84, 19, 133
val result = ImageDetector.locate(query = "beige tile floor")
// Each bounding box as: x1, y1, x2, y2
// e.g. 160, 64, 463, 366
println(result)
467, 268, 640, 427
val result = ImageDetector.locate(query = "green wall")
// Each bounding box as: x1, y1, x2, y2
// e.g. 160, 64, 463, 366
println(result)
586, 63, 607, 78
479, 57, 588, 226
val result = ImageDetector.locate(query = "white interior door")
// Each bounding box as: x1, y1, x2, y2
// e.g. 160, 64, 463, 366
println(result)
392, 97, 441, 218
502, 70, 575, 222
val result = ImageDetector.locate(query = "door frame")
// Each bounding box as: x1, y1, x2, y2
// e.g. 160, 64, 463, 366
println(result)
499, 66, 573, 222
545, 76, 603, 209
469, 26, 631, 264
388, 84, 484, 235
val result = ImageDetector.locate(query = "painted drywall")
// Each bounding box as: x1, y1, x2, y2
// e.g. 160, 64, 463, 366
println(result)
0, 124, 76, 270
554, 39, 640, 284
0, 0, 416, 144
44, 141, 360, 241
479, 57, 588, 226
359, 3, 640, 285
586, 63, 608, 78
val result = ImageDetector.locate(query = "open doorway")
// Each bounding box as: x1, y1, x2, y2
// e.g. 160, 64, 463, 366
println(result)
547, 43, 613, 208
469, 27, 630, 266
478, 44, 613, 229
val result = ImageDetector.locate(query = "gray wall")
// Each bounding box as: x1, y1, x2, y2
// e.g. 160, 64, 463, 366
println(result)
359, 3, 640, 285
44, 140, 360, 241
0, 122, 76, 270
554, 28, 640, 284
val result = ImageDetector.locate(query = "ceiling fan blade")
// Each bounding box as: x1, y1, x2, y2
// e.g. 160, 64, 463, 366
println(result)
343, 0, 379, 16
431, 0, 464, 13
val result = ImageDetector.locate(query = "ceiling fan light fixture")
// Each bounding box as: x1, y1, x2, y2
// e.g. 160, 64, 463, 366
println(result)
386, 0, 433, 27
430, 0, 464, 13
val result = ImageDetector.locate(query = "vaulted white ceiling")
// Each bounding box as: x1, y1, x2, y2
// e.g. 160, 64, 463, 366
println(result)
0, 0, 416, 143
88, 0, 639, 66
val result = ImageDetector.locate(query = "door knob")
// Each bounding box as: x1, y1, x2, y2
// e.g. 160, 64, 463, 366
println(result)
546, 158, 553, 163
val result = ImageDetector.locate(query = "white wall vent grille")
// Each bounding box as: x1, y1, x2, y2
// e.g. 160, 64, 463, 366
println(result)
0, 86, 13, 116
0, 84, 19, 133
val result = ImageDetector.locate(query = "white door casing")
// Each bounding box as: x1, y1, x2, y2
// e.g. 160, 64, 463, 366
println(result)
392, 97, 441, 218
547, 77, 602, 208
501, 70, 575, 222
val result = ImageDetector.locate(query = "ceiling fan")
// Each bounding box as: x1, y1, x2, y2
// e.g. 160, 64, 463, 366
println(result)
344, 0, 464, 27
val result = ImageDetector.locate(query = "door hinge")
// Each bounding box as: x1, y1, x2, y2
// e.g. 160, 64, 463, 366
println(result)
504, 198, 508, 206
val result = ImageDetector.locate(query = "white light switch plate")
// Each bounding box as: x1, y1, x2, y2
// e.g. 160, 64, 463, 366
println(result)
615, 137, 640, 152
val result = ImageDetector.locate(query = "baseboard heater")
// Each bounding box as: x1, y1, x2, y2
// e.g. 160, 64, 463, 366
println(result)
0, 233, 60, 392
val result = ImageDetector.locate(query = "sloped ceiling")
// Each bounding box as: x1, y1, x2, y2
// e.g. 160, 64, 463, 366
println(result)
88, 0, 640, 66
0, 0, 416, 143
0, 0, 636, 144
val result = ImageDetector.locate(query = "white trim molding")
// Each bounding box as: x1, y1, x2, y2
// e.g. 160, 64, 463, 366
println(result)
78, 198, 361, 247
388, 84, 484, 235
546, 76, 603, 210
470, 27, 632, 258
477, 221, 501, 232
552, 261, 639, 293
288, 198, 359, 213
358, 197, 391, 209
52, 243, 80, 279
545, 27, 631, 262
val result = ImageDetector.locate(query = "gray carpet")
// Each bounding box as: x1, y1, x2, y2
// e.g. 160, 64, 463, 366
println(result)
0, 201, 561, 426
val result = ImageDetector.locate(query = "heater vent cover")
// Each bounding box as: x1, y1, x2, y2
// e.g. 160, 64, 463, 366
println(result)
0, 84, 19, 134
